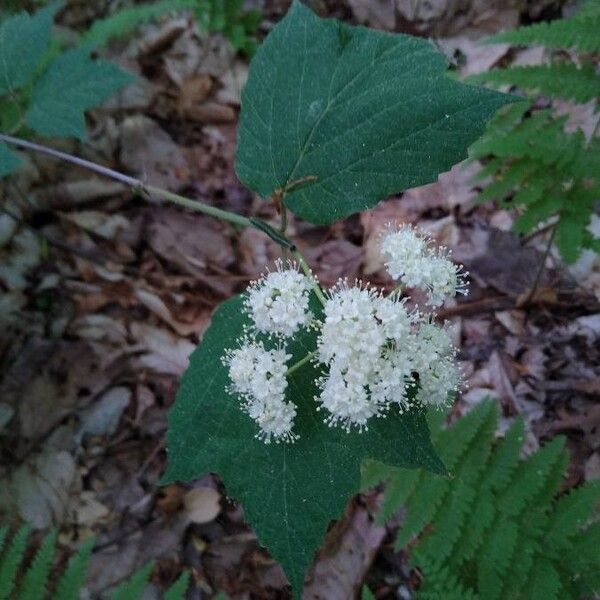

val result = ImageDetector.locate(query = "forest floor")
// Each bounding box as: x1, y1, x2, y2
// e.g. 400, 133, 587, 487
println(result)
0, 1, 599, 598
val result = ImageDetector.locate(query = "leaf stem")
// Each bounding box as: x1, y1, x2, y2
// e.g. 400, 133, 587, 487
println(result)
0, 133, 331, 289
0, 132, 253, 229
287, 350, 317, 376
292, 249, 327, 306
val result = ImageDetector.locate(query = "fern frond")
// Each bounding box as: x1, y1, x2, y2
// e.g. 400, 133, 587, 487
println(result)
18, 530, 57, 600
482, 417, 524, 493
487, 15, 600, 52
164, 571, 190, 600
394, 476, 451, 550
545, 482, 600, 548
414, 552, 477, 600
0, 526, 31, 600
439, 401, 497, 471
51, 537, 95, 600
394, 402, 495, 549
477, 519, 519, 600
469, 63, 600, 103
361, 585, 376, 600
111, 561, 154, 600
418, 404, 497, 562
525, 558, 562, 600
83, 0, 196, 47
577, 0, 600, 18
497, 437, 566, 518
0, 528, 7, 555
514, 193, 564, 234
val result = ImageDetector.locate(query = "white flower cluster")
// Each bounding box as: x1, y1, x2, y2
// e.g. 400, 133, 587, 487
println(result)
222, 261, 313, 443
222, 226, 467, 443
316, 284, 415, 430
244, 262, 313, 337
223, 339, 297, 443
380, 225, 468, 307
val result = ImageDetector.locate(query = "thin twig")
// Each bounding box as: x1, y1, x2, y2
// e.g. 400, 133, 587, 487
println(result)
521, 225, 557, 306
0, 133, 253, 230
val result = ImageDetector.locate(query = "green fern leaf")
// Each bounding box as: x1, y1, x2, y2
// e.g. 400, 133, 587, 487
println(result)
478, 519, 519, 600
546, 482, 600, 548
468, 63, 600, 103
361, 585, 376, 600
51, 537, 95, 600
395, 402, 496, 549
487, 15, 600, 52
440, 401, 497, 471
414, 552, 477, 600
0, 526, 31, 600
525, 558, 562, 600
477, 158, 538, 202
514, 194, 565, 234
418, 404, 497, 562
110, 561, 154, 600
561, 522, 600, 596
0, 528, 7, 555
164, 571, 190, 600
481, 418, 524, 493
83, 0, 196, 47
556, 212, 586, 263
497, 437, 566, 518
18, 530, 57, 600
395, 475, 450, 550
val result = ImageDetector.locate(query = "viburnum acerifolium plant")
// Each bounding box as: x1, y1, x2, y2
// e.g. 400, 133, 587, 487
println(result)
223, 225, 468, 444
0, 1, 514, 594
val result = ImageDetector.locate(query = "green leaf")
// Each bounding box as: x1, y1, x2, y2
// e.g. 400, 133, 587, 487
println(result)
163, 571, 190, 600
163, 294, 443, 596
0, 526, 30, 600
51, 537, 94, 600
0, 2, 61, 96
0, 141, 22, 177
110, 561, 153, 600
82, 0, 196, 47
235, 1, 513, 225
26, 48, 133, 139
555, 213, 585, 263
468, 63, 600, 104
362, 586, 376, 600
18, 530, 57, 600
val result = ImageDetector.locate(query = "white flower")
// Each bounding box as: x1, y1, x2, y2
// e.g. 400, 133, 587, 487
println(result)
370, 348, 415, 410
416, 356, 461, 408
317, 363, 380, 431
413, 321, 455, 362
317, 284, 384, 372
250, 399, 298, 444
244, 260, 313, 338
223, 338, 296, 442
315, 282, 418, 430
380, 225, 428, 282
423, 253, 469, 307
380, 225, 469, 307
373, 295, 414, 343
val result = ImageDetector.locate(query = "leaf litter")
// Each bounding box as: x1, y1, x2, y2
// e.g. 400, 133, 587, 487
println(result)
0, 1, 598, 598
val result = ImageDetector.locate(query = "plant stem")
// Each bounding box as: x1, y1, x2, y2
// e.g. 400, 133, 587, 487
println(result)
0, 133, 335, 284
292, 249, 327, 306
0, 133, 253, 229
0, 133, 140, 186
287, 350, 317, 376
144, 184, 251, 228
